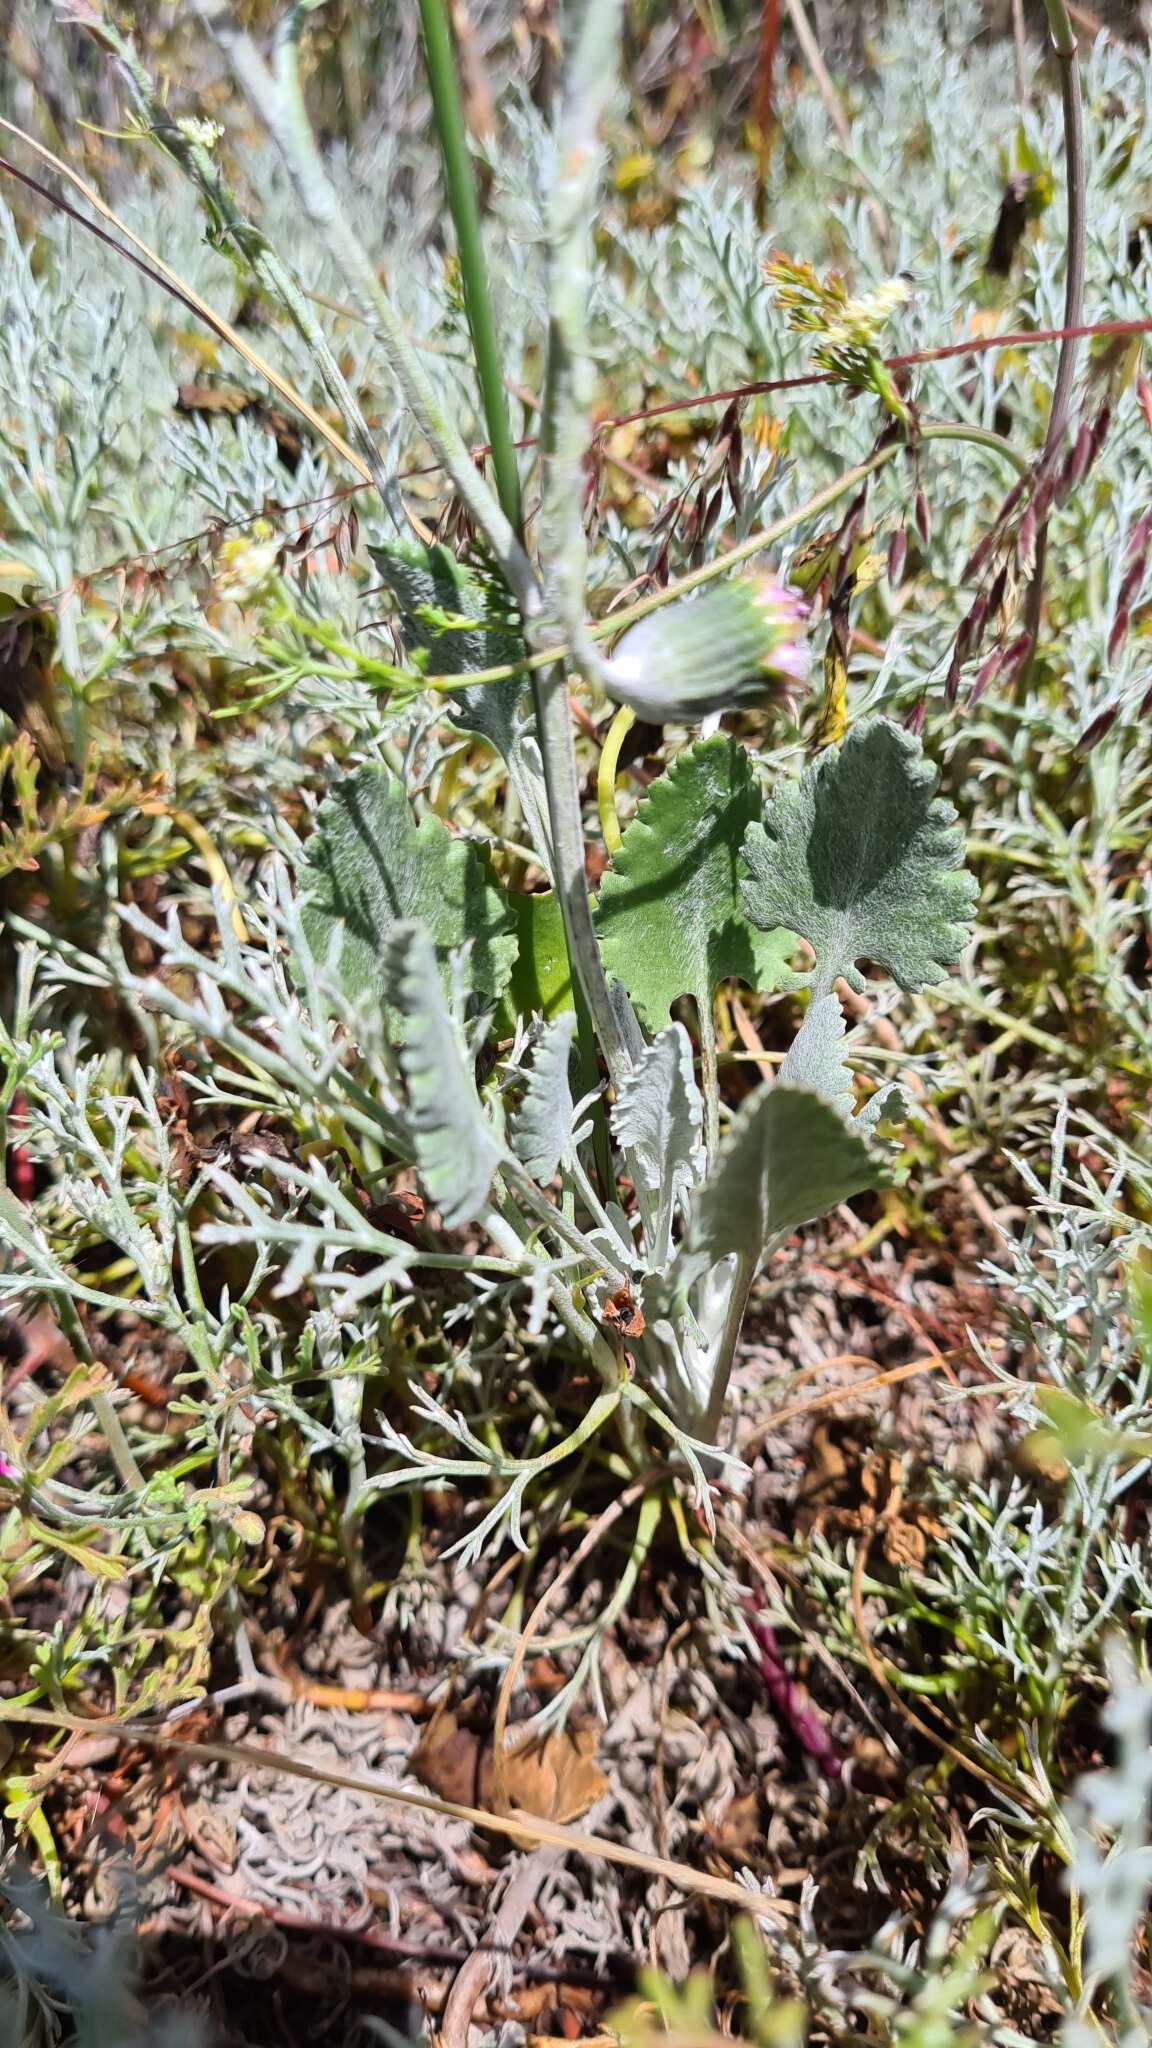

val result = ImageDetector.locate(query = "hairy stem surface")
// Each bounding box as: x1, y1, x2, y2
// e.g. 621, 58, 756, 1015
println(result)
191, 0, 534, 605
416, 0, 524, 536
1023, 0, 1086, 662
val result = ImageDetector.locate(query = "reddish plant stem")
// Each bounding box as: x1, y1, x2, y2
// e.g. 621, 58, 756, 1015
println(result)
166, 1862, 620, 1988
744, 1604, 844, 1782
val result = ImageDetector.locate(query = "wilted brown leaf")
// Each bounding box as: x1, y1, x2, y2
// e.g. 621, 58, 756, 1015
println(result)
410, 1710, 606, 1824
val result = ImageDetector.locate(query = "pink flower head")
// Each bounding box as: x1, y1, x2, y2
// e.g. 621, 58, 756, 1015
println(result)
602, 573, 809, 725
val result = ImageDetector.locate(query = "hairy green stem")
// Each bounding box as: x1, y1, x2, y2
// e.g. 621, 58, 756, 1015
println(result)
1023, 0, 1085, 667
534, 666, 632, 1088
416, 0, 617, 1167
526, 0, 631, 1089
416, 0, 523, 535
484, 1203, 621, 1389
697, 1251, 757, 1446
567, 1147, 627, 1252
697, 988, 721, 1165
190, 0, 534, 608
90, 1389, 145, 1493
54, 1293, 146, 1491
505, 1155, 625, 1291
537, 0, 623, 636
1040, 0, 1085, 458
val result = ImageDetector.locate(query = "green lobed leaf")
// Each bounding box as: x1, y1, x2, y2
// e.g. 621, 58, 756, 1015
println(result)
677, 1083, 884, 1289
611, 1022, 704, 1268
593, 733, 796, 1027
511, 1011, 580, 1180
504, 890, 574, 1023
740, 716, 976, 994
369, 538, 527, 760
300, 762, 517, 1017
384, 922, 503, 1226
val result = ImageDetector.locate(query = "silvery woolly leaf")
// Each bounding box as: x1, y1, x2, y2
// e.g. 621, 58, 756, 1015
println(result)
593, 733, 796, 1028
299, 762, 516, 1021
780, 992, 911, 1136
740, 716, 976, 994
676, 1084, 884, 1291
611, 1023, 704, 1268
511, 1011, 581, 1181
777, 992, 854, 1121
856, 1080, 911, 1132
384, 922, 503, 1227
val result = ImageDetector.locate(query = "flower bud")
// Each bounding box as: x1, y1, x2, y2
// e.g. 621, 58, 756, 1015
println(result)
601, 575, 809, 725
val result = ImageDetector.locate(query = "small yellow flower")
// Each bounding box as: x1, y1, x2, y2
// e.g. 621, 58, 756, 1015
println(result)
214, 520, 279, 602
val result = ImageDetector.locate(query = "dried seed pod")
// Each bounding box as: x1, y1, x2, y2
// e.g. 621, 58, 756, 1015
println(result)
969, 645, 1006, 705
996, 476, 1027, 526
1066, 420, 1096, 494
963, 592, 989, 656
1107, 607, 1131, 665
1030, 469, 1056, 526
1076, 702, 1120, 752
904, 694, 925, 734
722, 399, 745, 512
987, 562, 1010, 618
914, 487, 931, 546
701, 483, 725, 541
1016, 504, 1038, 579
1054, 440, 1079, 507
1117, 554, 1147, 617
1088, 402, 1113, 471
1138, 375, 1152, 435
962, 528, 998, 586
835, 488, 870, 565
1125, 511, 1152, 564
945, 651, 962, 706
887, 524, 908, 589
1000, 630, 1035, 685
